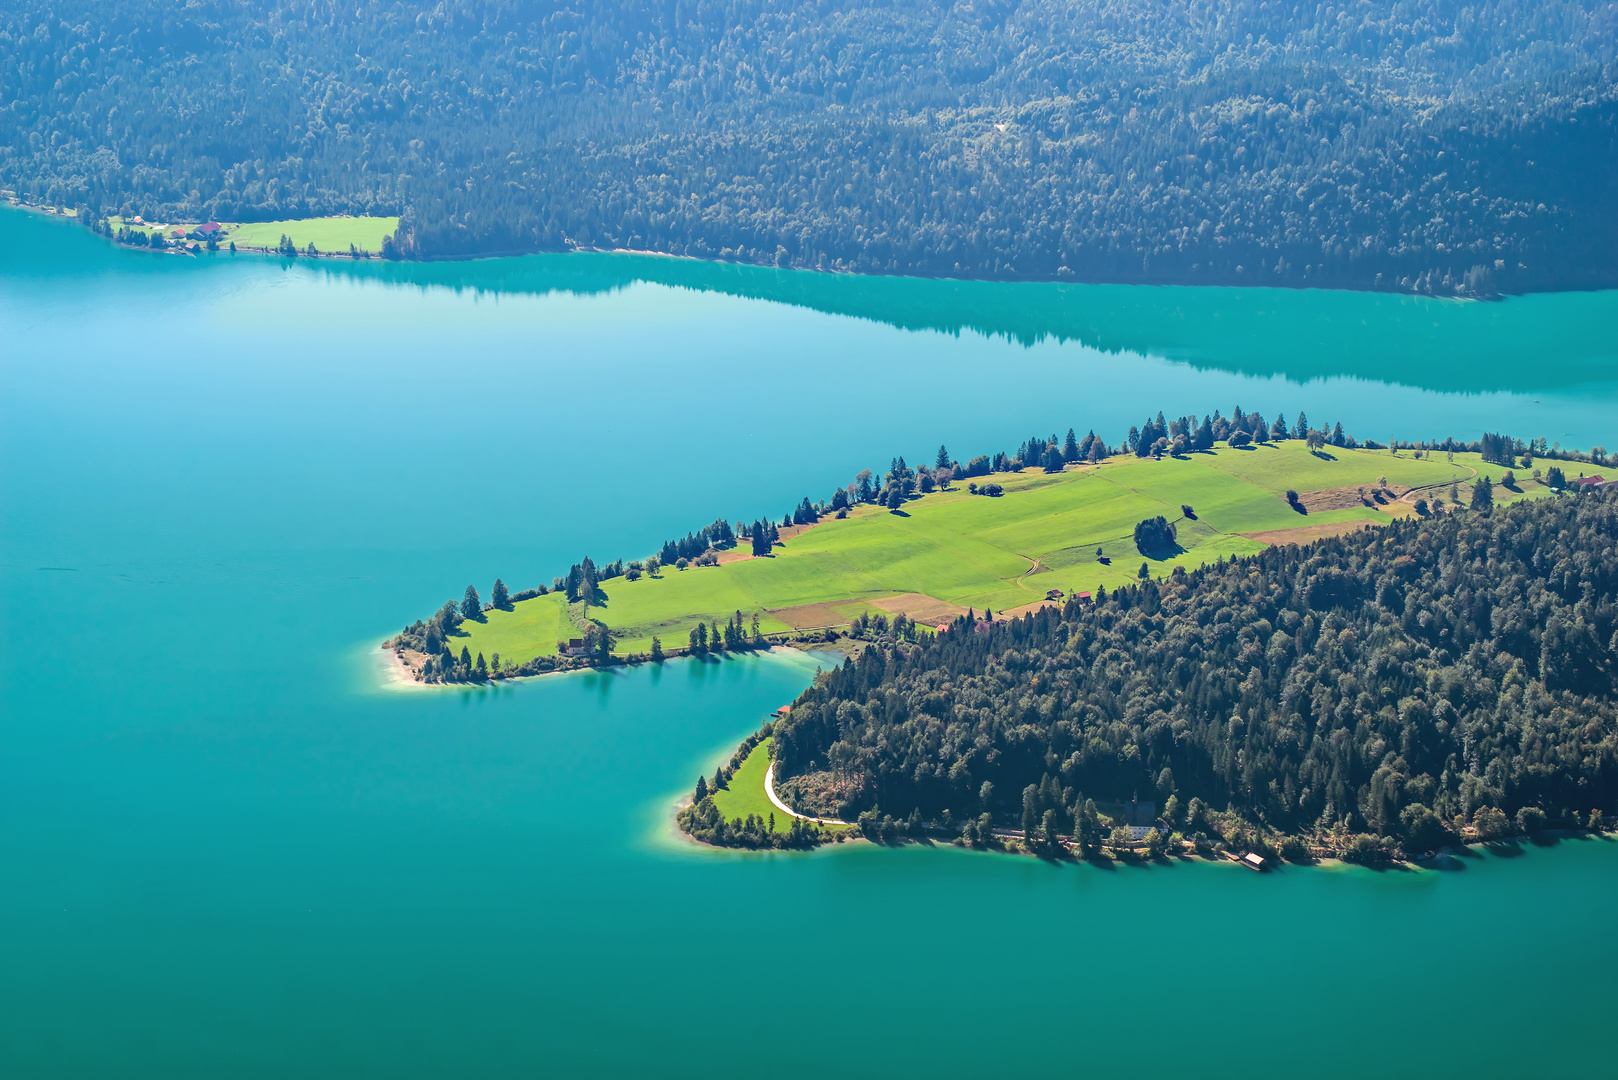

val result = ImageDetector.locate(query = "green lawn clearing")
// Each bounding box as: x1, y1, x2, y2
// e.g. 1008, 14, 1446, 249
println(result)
448, 442, 1544, 667
108, 215, 398, 253
221, 216, 399, 253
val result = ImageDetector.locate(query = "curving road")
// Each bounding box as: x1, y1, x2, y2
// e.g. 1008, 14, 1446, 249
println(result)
765, 762, 852, 826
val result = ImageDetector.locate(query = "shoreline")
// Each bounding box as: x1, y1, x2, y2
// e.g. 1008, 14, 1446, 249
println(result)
373, 639, 807, 692
3, 199, 1553, 299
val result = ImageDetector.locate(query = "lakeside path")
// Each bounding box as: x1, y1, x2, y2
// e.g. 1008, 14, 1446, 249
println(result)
765, 762, 852, 826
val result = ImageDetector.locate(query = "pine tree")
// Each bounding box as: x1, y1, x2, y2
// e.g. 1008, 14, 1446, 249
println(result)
475, 652, 488, 679
651, 636, 664, 662
1063, 428, 1079, 462
694, 775, 708, 802
491, 578, 509, 608
461, 585, 481, 619
935, 445, 950, 470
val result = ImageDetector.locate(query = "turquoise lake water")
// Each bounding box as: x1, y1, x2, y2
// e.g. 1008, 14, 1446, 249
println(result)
4, 205, 1618, 1076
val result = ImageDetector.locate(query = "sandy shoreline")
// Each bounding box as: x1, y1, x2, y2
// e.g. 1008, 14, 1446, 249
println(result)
374, 644, 428, 690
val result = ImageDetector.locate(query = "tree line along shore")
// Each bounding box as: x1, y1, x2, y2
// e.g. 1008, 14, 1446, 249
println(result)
386, 411, 1592, 686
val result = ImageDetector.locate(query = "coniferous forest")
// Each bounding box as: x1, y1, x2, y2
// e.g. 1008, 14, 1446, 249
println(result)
4, 0, 1615, 293
761, 489, 1618, 860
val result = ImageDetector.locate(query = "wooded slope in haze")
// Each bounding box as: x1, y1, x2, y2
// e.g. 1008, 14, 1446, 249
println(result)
4, 0, 1615, 291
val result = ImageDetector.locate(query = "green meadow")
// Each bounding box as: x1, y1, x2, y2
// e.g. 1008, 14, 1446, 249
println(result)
710, 738, 781, 824
110, 215, 398, 252
449, 442, 1549, 665
222, 216, 399, 252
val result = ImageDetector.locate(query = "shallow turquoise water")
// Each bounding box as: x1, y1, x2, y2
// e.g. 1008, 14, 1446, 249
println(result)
4, 206, 1618, 1076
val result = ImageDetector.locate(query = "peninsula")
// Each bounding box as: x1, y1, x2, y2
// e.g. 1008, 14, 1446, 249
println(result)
386, 412, 1564, 685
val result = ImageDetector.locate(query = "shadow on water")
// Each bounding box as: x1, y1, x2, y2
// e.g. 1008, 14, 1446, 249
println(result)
290, 248, 1618, 396
16, 206, 1614, 397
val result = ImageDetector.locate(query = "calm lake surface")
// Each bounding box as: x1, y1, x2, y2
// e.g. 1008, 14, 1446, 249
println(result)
4, 205, 1618, 1076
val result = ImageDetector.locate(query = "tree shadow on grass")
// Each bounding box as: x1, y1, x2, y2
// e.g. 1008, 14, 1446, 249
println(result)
1311, 449, 1338, 461
1139, 541, 1187, 561
889, 509, 911, 517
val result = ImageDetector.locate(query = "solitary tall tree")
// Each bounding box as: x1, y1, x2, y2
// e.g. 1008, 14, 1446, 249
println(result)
491, 578, 509, 609
1022, 784, 1040, 841
461, 585, 481, 620
650, 636, 664, 662
935, 445, 950, 470
1063, 428, 1079, 462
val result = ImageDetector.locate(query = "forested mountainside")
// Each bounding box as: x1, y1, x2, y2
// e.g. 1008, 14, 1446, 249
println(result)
771, 491, 1618, 851
4, 0, 1616, 292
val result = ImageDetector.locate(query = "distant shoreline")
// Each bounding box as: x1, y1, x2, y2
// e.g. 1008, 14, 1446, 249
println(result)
0, 198, 1541, 299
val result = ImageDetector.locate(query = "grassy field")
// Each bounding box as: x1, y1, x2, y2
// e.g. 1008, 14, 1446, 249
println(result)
709, 738, 850, 833
708, 738, 782, 825
221, 216, 399, 252
450, 442, 1552, 665
109, 215, 398, 253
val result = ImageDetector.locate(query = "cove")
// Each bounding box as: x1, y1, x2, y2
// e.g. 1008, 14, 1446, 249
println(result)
4, 203, 1618, 1077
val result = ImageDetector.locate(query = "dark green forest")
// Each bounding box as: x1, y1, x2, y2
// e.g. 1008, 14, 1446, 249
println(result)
768, 490, 1618, 859
4, 0, 1614, 292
